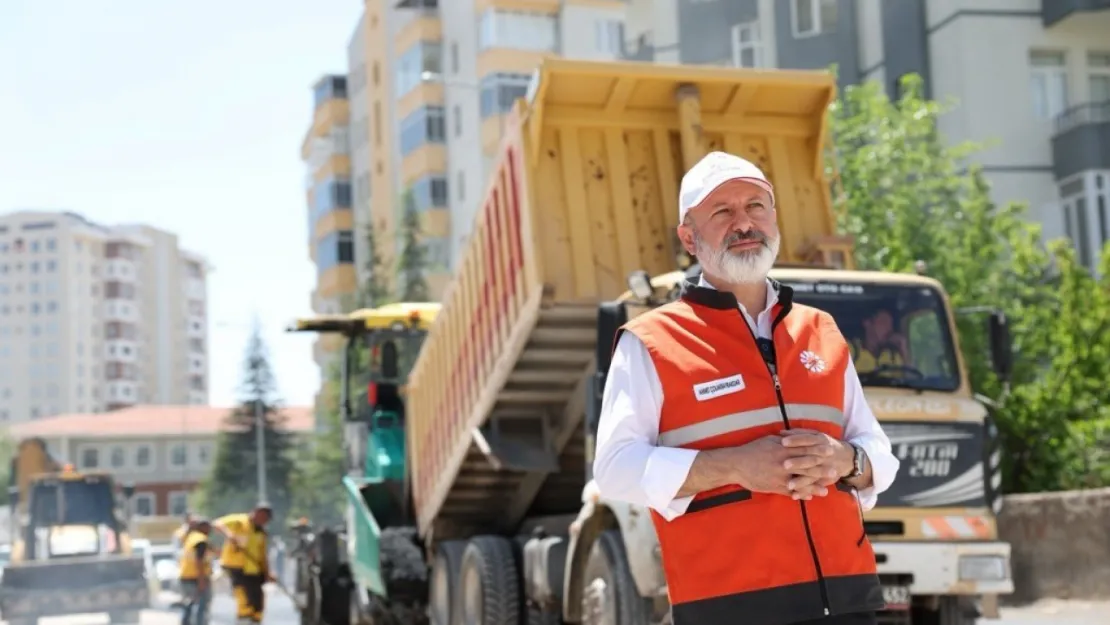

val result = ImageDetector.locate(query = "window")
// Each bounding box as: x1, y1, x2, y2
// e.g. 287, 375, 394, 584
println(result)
312, 177, 353, 219
457, 170, 466, 202
399, 106, 447, 156
314, 75, 348, 108
450, 42, 459, 74
425, 237, 452, 271
168, 491, 190, 516
731, 21, 763, 68
170, 443, 187, 467
1030, 50, 1069, 120
594, 19, 623, 56
453, 105, 462, 137
1060, 172, 1110, 270
110, 446, 126, 468
394, 41, 443, 98
80, 447, 99, 469
131, 493, 155, 517
1088, 51, 1110, 103
480, 73, 532, 119
317, 230, 355, 272
407, 176, 450, 213
196, 443, 213, 466
792, 0, 837, 38
479, 9, 557, 52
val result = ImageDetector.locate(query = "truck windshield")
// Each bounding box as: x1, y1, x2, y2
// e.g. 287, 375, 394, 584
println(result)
784, 281, 961, 392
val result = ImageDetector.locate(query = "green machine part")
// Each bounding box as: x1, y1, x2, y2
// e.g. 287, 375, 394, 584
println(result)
362, 409, 407, 525
342, 408, 410, 599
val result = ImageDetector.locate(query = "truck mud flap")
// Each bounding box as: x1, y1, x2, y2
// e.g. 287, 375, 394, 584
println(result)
343, 476, 388, 597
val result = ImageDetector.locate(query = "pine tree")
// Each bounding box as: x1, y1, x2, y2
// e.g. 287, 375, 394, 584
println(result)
199, 321, 298, 524
360, 218, 393, 308
397, 198, 431, 302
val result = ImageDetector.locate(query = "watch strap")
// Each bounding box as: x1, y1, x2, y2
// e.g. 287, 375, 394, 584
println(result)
846, 443, 864, 479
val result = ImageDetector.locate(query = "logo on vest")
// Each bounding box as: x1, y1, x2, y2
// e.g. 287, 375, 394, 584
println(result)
692, 374, 746, 401
800, 350, 827, 373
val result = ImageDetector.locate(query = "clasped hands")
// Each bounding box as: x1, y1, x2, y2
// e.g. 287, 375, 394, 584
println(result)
736, 429, 855, 501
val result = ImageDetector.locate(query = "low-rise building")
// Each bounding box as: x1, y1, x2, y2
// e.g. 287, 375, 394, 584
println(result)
8, 404, 314, 517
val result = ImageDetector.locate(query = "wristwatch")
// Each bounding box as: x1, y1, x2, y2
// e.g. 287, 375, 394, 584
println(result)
845, 443, 865, 479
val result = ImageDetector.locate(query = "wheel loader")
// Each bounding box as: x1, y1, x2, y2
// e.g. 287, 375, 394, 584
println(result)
0, 438, 150, 625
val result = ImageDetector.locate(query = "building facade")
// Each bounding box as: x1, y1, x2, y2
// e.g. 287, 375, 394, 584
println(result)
302, 76, 357, 373
623, 0, 1110, 270
0, 211, 210, 423
9, 405, 313, 516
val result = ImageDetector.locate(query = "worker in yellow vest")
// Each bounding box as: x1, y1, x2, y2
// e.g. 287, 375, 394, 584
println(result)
170, 512, 196, 609
213, 503, 273, 625
178, 518, 213, 625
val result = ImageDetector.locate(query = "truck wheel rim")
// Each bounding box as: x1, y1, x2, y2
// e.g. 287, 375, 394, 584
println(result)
582, 578, 614, 625
431, 564, 450, 625
462, 565, 482, 625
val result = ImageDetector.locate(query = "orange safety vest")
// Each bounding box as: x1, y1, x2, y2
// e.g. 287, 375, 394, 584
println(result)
620, 280, 884, 625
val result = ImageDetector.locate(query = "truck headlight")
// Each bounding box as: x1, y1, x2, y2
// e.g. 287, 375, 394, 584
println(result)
958, 555, 1008, 581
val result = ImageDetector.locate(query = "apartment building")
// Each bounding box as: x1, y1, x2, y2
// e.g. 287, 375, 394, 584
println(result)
0, 210, 210, 423
302, 75, 358, 371
624, 0, 1110, 270
301, 0, 628, 374
9, 405, 313, 516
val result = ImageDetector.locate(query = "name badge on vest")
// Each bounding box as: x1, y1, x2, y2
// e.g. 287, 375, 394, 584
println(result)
692, 374, 746, 401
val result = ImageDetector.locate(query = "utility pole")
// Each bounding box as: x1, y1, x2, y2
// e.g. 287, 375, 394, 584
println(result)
255, 397, 267, 502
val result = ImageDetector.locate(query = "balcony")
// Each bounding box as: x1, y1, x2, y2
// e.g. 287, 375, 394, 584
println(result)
105, 340, 139, 363
102, 299, 139, 322
1052, 100, 1110, 180
395, 0, 438, 8
187, 316, 205, 338
475, 0, 558, 12
104, 258, 138, 282
401, 144, 448, 186
188, 354, 206, 376
186, 277, 206, 301
1043, 0, 1110, 27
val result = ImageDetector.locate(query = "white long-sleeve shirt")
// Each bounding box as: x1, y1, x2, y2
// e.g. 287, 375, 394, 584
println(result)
592, 278, 899, 521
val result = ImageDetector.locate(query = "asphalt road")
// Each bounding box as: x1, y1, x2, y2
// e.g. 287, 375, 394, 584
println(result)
23, 596, 1110, 625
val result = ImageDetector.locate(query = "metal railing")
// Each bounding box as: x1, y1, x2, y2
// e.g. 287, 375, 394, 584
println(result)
1053, 99, 1110, 135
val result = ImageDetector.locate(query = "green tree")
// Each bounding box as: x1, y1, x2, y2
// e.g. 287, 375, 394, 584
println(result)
397, 192, 431, 302
290, 360, 348, 528
0, 430, 14, 506
199, 321, 298, 523
829, 74, 1110, 493
360, 217, 393, 309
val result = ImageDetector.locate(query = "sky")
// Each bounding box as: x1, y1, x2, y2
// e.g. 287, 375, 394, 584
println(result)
0, 0, 363, 408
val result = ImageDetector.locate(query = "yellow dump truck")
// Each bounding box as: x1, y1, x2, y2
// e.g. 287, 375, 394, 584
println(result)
1, 438, 150, 625
302, 58, 1014, 625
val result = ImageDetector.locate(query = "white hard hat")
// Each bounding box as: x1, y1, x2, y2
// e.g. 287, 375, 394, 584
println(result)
678, 151, 775, 223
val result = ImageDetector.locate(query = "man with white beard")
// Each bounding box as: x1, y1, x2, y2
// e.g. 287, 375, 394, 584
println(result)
592, 151, 898, 625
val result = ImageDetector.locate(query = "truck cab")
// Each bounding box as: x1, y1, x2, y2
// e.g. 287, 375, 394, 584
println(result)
588, 265, 1015, 624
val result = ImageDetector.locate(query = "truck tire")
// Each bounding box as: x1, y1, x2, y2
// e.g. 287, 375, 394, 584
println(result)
430, 540, 467, 625
364, 527, 431, 625
459, 535, 523, 625
302, 570, 322, 625
526, 606, 562, 625
581, 530, 651, 625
